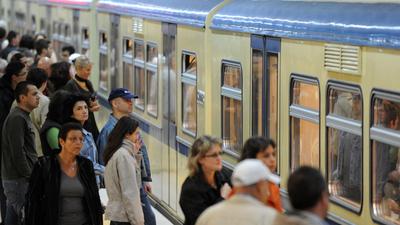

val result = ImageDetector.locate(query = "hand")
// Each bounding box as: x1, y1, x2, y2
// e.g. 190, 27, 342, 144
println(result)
220, 183, 232, 199
89, 100, 100, 112
144, 182, 152, 193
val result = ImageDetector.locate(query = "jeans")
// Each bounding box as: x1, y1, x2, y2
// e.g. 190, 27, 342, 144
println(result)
110, 222, 130, 225
140, 188, 156, 225
2, 178, 28, 225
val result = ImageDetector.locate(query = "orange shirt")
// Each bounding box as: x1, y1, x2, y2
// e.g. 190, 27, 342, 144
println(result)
267, 182, 283, 212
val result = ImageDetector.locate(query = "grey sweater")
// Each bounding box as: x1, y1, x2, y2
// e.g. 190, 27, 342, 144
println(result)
1, 107, 38, 180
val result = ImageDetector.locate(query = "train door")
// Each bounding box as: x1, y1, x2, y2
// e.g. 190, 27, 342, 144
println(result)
110, 14, 119, 90
251, 35, 280, 142
161, 22, 178, 211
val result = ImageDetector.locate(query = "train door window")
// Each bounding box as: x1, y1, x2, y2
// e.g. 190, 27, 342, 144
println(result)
64, 25, 71, 45
146, 43, 158, 117
251, 36, 280, 143
181, 52, 197, 136
122, 38, 133, 91
81, 28, 89, 56
326, 83, 362, 212
134, 39, 145, 111
290, 75, 320, 170
40, 18, 46, 34
52, 22, 59, 58
370, 91, 400, 225
31, 15, 36, 35
221, 61, 242, 157
99, 32, 109, 93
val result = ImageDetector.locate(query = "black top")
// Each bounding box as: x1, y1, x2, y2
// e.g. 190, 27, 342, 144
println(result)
25, 156, 103, 225
1, 107, 38, 179
39, 118, 62, 156
63, 78, 99, 141
179, 170, 229, 225
0, 77, 15, 173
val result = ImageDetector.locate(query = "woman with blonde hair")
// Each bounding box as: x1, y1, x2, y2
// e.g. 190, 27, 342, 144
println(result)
179, 135, 231, 225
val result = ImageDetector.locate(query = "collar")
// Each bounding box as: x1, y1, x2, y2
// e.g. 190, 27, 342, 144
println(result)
297, 211, 328, 225
75, 74, 87, 82
231, 194, 267, 206
16, 106, 31, 115
122, 139, 136, 155
108, 114, 118, 126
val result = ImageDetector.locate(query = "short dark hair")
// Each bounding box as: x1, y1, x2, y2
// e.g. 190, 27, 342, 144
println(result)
49, 61, 71, 91
27, 68, 48, 89
6, 31, 18, 43
3, 61, 25, 83
15, 80, 34, 103
47, 90, 72, 124
19, 34, 35, 50
62, 45, 75, 55
63, 94, 89, 122
35, 39, 50, 55
288, 166, 327, 210
0, 27, 6, 39
9, 52, 24, 64
58, 122, 83, 141
239, 136, 276, 161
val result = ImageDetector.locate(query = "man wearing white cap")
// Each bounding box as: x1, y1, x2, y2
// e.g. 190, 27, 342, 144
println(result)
195, 159, 279, 225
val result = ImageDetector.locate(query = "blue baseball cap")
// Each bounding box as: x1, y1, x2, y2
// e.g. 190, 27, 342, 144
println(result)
108, 88, 138, 102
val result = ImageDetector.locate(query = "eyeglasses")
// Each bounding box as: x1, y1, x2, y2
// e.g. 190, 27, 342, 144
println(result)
204, 151, 223, 158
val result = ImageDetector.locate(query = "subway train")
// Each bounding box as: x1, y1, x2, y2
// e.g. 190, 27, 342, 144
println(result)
2, 0, 400, 224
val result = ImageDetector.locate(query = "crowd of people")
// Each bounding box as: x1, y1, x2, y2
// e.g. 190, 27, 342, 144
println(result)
0, 26, 332, 225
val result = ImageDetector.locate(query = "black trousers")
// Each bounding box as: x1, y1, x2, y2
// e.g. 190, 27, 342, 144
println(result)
110, 221, 130, 225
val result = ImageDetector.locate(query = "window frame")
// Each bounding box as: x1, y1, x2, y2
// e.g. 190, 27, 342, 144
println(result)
221, 60, 243, 158
133, 39, 145, 111
289, 74, 320, 171
370, 89, 400, 225
325, 81, 363, 214
181, 50, 197, 137
145, 42, 158, 118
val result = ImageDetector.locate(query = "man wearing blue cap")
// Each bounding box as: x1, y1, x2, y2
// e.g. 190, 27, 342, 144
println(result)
97, 88, 156, 225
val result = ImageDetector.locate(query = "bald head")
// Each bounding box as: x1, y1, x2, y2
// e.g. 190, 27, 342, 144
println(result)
37, 57, 51, 76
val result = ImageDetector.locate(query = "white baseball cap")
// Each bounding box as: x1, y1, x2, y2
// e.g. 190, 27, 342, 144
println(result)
69, 53, 81, 64
232, 159, 280, 187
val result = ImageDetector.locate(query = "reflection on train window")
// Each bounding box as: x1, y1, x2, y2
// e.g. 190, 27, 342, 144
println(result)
371, 93, 400, 225
327, 85, 362, 211
40, 18, 46, 33
181, 52, 197, 136
221, 62, 242, 156
31, 15, 36, 34
134, 40, 144, 61
99, 32, 108, 93
134, 66, 145, 110
146, 43, 158, 117
122, 39, 133, 91
290, 77, 319, 170
52, 22, 60, 58
81, 28, 89, 56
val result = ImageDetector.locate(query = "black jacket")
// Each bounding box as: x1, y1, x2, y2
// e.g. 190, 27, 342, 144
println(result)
25, 155, 104, 225
0, 77, 15, 172
179, 171, 229, 225
39, 119, 62, 156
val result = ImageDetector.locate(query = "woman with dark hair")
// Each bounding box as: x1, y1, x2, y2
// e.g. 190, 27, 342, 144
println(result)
25, 122, 103, 225
63, 94, 104, 183
48, 61, 72, 94
40, 90, 71, 156
103, 116, 144, 225
179, 135, 231, 225
240, 136, 282, 212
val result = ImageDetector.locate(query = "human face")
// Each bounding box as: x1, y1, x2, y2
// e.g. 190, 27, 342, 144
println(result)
256, 145, 277, 172
60, 130, 84, 156
199, 144, 223, 172
126, 128, 141, 153
13, 67, 28, 84
113, 97, 133, 115
61, 50, 70, 62
22, 85, 40, 111
72, 101, 89, 124
47, 43, 54, 57
77, 64, 92, 79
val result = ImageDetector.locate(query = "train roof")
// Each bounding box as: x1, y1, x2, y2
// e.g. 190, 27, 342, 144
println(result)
211, 0, 400, 49
38, 0, 92, 9
97, 0, 224, 28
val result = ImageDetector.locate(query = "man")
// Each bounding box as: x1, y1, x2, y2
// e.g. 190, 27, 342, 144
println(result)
196, 159, 279, 225
97, 88, 156, 225
61, 45, 75, 62
2, 81, 39, 225
286, 166, 330, 225
37, 56, 51, 77
33, 39, 53, 66
0, 31, 20, 60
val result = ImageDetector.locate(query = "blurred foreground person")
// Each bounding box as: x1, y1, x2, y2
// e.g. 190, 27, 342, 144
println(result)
179, 135, 231, 225
25, 123, 103, 225
195, 159, 278, 225
103, 116, 144, 225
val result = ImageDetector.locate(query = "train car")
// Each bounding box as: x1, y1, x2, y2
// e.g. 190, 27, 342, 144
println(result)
210, 0, 400, 224
96, 0, 226, 222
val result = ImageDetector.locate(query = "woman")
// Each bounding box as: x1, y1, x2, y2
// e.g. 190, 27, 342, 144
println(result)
48, 61, 72, 95
40, 90, 71, 156
179, 135, 231, 225
25, 122, 103, 225
103, 116, 144, 225
240, 136, 283, 212
63, 94, 104, 180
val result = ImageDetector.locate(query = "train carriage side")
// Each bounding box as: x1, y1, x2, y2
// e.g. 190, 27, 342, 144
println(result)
211, 0, 400, 225
96, 0, 225, 223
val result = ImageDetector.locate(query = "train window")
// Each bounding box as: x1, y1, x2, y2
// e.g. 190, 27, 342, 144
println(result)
371, 92, 400, 225
31, 16, 36, 34
221, 62, 242, 156
99, 32, 109, 93
290, 76, 319, 170
181, 52, 197, 136
134, 39, 145, 110
81, 28, 89, 56
326, 84, 362, 212
122, 39, 133, 91
40, 18, 46, 33
146, 43, 158, 117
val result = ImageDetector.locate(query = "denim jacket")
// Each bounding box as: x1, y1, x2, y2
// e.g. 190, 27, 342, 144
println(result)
97, 114, 152, 182
82, 128, 105, 176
